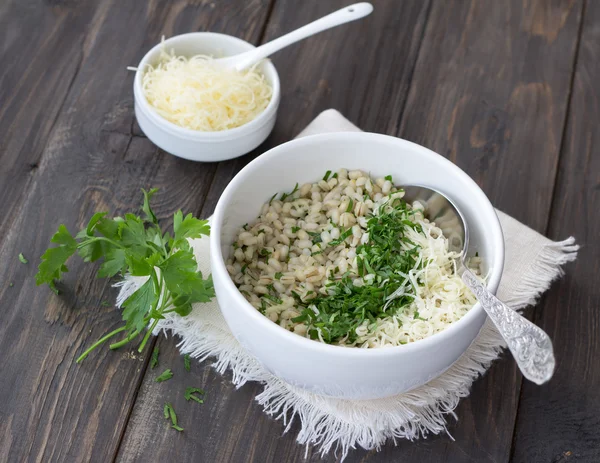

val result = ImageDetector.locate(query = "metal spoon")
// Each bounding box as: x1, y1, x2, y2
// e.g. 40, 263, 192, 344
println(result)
403, 185, 555, 385
216, 3, 373, 72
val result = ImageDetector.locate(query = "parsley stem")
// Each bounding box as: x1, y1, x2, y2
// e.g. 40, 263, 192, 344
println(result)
76, 325, 127, 363
138, 317, 160, 353
110, 327, 142, 350
77, 236, 123, 250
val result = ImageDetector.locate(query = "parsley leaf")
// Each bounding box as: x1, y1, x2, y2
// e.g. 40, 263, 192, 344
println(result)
122, 278, 157, 332
36, 225, 77, 294
18, 253, 28, 264
184, 354, 191, 372
142, 188, 159, 224
155, 369, 173, 383
173, 211, 210, 248
36, 189, 215, 363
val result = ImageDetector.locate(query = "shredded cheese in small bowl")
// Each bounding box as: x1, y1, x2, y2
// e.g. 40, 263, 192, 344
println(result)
137, 42, 273, 132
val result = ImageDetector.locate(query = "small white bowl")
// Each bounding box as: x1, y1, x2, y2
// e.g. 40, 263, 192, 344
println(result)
210, 132, 504, 400
132, 33, 280, 162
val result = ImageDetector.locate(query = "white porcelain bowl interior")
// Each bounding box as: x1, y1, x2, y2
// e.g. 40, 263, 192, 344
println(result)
210, 132, 504, 399
133, 32, 280, 162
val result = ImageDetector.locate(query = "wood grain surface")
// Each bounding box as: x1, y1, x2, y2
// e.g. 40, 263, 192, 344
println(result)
0, 0, 271, 461
511, 1, 600, 461
0, 1, 597, 462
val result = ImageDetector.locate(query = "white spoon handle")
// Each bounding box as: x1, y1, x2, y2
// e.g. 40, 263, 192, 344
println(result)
232, 3, 373, 71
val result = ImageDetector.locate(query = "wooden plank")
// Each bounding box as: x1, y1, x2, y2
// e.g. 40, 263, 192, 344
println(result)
116, 1, 432, 461
510, 1, 600, 461
386, 0, 584, 462
0, 0, 102, 238
0, 1, 272, 462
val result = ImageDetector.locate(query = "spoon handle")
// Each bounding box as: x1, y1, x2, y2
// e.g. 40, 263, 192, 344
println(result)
233, 3, 373, 71
461, 269, 555, 384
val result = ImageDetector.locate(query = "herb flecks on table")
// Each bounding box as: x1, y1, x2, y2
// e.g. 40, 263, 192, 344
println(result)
150, 346, 160, 369
164, 403, 183, 432
156, 369, 173, 383
185, 387, 205, 404
34, 189, 214, 363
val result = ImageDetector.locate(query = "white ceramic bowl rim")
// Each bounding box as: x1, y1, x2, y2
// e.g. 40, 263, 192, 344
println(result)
133, 32, 281, 140
211, 132, 505, 357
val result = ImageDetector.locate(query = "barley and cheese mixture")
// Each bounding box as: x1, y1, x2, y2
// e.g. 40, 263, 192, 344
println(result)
225, 169, 482, 348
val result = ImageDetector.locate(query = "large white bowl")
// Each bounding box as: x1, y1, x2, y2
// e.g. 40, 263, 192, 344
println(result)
210, 132, 504, 399
133, 33, 280, 162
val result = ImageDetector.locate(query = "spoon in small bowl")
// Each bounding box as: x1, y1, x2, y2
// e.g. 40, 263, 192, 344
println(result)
402, 185, 555, 385
215, 3, 374, 72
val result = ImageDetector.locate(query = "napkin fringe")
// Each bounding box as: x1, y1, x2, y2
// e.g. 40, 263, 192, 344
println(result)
252, 320, 505, 459
502, 237, 579, 310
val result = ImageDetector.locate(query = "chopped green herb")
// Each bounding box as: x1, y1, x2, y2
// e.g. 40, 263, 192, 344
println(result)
164, 403, 183, 431
332, 172, 338, 179
311, 250, 323, 256
323, 170, 332, 181
291, 226, 300, 234
9, 282, 14, 287
155, 369, 173, 383
242, 223, 248, 230
274, 272, 283, 280
280, 183, 299, 201
258, 248, 271, 258
101, 300, 111, 307
18, 253, 28, 264
257, 229, 266, 235
184, 354, 191, 372
291, 199, 422, 344
307, 231, 322, 243
241, 264, 248, 274
346, 198, 354, 213
329, 228, 353, 247
150, 346, 159, 369
268, 193, 277, 205
384, 175, 393, 182
185, 387, 205, 404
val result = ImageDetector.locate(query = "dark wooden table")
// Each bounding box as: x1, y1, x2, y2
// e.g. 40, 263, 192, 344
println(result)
1, 1, 598, 462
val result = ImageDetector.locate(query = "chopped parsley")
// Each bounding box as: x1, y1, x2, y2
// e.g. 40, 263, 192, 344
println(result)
184, 354, 191, 372
346, 198, 354, 213
280, 183, 299, 202
150, 346, 159, 369
185, 387, 205, 404
155, 369, 173, 383
164, 403, 183, 431
291, 200, 422, 344
323, 170, 332, 181
18, 253, 28, 264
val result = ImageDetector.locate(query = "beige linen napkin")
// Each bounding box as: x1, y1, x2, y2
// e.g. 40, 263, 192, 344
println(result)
118, 109, 578, 459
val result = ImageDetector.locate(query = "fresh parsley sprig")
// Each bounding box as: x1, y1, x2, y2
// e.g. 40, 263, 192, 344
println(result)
35, 189, 214, 362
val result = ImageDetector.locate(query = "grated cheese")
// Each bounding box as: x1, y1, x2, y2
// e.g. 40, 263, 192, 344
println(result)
138, 40, 273, 131
345, 215, 483, 348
